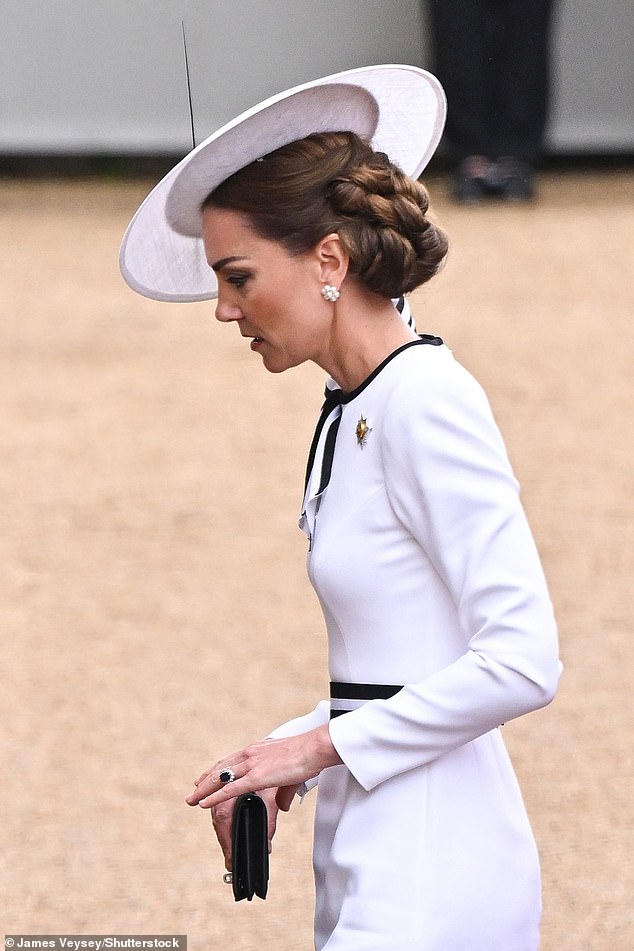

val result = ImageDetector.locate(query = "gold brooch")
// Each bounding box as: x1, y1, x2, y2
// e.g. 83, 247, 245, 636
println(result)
356, 415, 371, 448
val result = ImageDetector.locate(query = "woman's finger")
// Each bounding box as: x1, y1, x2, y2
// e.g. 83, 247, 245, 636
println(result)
187, 758, 246, 805
196, 774, 254, 808
276, 783, 300, 812
193, 765, 231, 788
210, 799, 235, 870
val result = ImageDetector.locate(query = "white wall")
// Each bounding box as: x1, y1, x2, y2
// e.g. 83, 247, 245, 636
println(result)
549, 0, 634, 150
1, 0, 632, 154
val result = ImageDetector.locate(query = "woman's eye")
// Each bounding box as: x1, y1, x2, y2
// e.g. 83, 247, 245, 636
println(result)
227, 273, 249, 288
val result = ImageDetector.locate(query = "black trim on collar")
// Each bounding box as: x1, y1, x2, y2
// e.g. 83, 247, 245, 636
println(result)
303, 334, 442, 496
327, 334, 443, 406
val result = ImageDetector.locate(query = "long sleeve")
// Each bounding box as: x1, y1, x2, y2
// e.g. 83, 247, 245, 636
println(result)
328, 353, 561, 791
267, 700, 330, 740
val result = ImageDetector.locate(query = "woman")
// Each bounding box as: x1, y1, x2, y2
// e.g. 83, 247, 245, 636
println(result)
121, 66, 561, 950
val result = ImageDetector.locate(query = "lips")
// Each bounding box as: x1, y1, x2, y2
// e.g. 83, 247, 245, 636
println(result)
240, 328, 265, 350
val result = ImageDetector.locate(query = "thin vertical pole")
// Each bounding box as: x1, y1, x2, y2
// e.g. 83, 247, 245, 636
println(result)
181, 20, 196, 149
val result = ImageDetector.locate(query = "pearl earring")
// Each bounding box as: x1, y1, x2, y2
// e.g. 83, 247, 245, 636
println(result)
321, 284, 340, 303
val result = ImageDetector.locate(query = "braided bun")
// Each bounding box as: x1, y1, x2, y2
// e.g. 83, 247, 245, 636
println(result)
205, 131, 447, 299
328, 145, 447, 296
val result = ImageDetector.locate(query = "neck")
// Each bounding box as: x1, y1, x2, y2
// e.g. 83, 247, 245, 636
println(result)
317, 292, 417, 392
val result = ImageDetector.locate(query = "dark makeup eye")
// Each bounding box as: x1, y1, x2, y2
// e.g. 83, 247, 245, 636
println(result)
226, 272, 250, 289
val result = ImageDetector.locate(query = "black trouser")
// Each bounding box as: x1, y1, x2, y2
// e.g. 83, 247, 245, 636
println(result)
428, 0, 556, 164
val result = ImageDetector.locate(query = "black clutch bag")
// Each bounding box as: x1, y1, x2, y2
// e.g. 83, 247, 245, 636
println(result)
230, 792, 269, 901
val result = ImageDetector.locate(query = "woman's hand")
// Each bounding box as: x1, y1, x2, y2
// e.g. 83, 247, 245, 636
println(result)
186, 724, 342, 811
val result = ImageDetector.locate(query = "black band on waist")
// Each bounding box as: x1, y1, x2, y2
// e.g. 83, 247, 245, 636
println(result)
330, 681, 404, 700
329, 681, 404, 719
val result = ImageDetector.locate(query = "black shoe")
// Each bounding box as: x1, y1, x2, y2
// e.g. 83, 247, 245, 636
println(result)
493, 158, 536, 201
452, 156, 493, 204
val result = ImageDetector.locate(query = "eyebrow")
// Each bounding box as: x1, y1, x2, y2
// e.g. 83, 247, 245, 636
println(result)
210, 255, 248, 272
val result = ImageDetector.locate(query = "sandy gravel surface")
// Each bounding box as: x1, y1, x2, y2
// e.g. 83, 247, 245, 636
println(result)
1, 168, 632, 949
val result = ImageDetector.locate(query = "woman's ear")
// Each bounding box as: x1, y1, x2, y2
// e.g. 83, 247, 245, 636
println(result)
315, 233, 349, 288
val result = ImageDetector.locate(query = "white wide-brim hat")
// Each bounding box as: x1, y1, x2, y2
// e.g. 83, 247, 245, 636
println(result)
119, 64, 446, 303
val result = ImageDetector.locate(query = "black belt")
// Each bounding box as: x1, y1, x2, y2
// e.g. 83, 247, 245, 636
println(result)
329, 681, 403, 719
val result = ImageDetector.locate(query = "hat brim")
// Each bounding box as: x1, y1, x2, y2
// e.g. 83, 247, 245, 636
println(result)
119, 64, 446, 303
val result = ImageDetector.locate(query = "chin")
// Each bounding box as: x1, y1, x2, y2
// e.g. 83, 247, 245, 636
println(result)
261, 353, 302, 374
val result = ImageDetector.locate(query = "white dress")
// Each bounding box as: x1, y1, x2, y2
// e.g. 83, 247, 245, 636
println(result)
271, 338, 561, 951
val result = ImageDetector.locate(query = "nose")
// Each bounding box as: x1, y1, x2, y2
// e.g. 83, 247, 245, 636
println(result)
214, 290, 243, 324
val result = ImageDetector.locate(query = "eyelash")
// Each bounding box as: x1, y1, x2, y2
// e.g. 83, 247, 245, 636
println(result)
226, 273, 249, 289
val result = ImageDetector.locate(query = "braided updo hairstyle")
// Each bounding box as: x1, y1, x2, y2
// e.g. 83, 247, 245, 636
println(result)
203, 132, 448, 299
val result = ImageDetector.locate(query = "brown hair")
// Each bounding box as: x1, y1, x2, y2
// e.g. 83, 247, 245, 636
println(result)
203, 132, 448, 299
